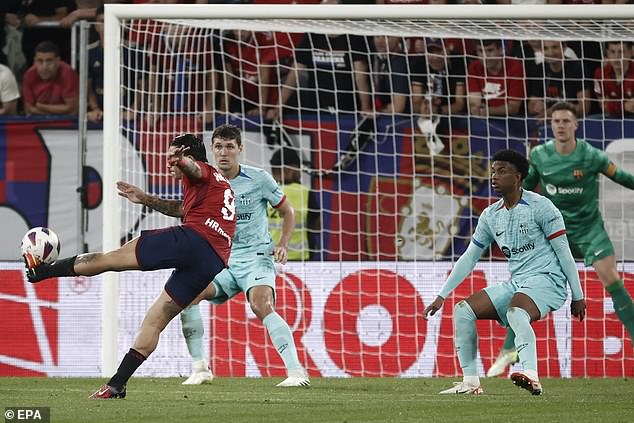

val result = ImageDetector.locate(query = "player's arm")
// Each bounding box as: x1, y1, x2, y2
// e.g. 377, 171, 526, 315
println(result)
168, 146, 203, 181
116, 181, 183, 217
549, 232, 586, 321
271, 197, 295, 265
540, 203, 586, 320
422, 240, 486, 320
603, 162, 634, 189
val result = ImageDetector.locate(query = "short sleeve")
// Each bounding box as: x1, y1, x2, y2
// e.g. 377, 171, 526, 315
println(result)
260, 170, 285, 207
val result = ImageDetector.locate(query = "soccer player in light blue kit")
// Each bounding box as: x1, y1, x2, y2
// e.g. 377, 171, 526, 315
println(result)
118, 125, 308, 387
423, 149, 586, 395
180, 124, 309, 387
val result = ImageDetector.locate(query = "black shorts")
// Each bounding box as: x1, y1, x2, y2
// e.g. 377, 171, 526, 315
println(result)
136, 226, 225, 307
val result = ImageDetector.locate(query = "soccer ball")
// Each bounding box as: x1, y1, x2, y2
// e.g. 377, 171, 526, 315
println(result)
20, 227, 61, 264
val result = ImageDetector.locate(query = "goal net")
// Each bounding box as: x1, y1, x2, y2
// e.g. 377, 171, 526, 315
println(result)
103, 4, 634, 378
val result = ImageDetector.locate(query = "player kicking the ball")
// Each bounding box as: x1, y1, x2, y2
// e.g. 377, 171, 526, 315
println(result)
488, 101, 634, 378
117, 124, 310, 387
23, 134, 236, 399
423, 149, 586, 395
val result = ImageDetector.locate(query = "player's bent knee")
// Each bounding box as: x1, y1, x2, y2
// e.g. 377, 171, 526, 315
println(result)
454, 300, 476, 321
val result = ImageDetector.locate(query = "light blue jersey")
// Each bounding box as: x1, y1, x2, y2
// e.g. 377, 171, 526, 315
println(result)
230, 164, 285, 257
438, 189, 583, 322
472, 189, 566, 280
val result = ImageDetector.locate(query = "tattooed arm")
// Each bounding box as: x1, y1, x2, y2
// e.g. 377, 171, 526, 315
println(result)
116, 181, 183, 218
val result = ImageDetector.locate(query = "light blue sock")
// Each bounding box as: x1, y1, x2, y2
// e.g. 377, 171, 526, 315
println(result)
454, 301, 479, 377
262, 312, 302, 371
180, 304, 204, 361
506, 307, 537, 373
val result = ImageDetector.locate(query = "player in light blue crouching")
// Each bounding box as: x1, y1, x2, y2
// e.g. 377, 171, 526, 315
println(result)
423, 149, 586, 395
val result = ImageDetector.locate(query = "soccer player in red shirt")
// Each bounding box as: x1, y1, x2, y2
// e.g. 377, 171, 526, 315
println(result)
22, 41, 79, 116
23, 134, 236, 399
467, 39, 525, 117
594, 41, 634, 118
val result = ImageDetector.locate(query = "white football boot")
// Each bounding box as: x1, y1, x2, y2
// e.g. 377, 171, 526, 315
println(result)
182, 359, 213, 385
439, 378, 484, 395
276, 368, 310, 387
486, 349, 519, 377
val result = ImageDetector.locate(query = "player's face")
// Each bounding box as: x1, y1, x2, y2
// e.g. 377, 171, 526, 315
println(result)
212, 137, 242, 176
551, 109, 578, 144
491, 161, 520, 194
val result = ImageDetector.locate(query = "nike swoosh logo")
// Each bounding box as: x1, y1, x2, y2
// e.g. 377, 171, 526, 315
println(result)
255, 276, 266, 281
496, 231, 505, 236
543, 170, 557, 176
594, 249, 604, 256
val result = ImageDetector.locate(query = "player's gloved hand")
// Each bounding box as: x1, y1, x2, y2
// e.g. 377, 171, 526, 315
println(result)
423, 295, 445, 320
570, 299, 586, 322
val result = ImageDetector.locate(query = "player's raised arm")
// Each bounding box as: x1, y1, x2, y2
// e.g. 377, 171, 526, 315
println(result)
168, 145, 203, 181
603, 161, 634, 189
116, 181, 184, 218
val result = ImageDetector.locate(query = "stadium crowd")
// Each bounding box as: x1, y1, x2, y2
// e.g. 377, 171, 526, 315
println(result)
0, 0, 633, 122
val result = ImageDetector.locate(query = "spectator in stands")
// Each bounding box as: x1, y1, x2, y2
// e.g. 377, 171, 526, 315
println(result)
22, 41, 79, 116
412, 38, 466, 119
467, 39, 525, 117
8, 1, 76, 67
368, 35, 418, 117
220, 30, 301, 116
266, 33, 371, 120
594, 41, 634, 118
59, 0, 100, 28
526, 40, 591, 118
0, 63, 20, 115
145, 22, 223, 127
87, 5, 104, 122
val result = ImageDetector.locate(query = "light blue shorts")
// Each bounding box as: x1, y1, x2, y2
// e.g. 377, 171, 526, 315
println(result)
484, 273, 568, 327
209, 253, 276, 304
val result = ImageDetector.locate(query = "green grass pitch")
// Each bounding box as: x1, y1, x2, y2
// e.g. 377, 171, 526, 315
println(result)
1, 377, 633, 422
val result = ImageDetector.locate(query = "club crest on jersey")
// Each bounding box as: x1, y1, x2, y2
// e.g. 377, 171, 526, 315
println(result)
239, 194, 250, 206
573, 169, 584, 179
519, 223, 528, 234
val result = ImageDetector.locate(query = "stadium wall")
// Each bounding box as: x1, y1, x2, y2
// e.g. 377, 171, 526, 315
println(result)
1, 261, 632, 378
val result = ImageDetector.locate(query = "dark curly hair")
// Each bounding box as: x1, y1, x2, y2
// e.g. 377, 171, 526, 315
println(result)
491, 149, 529, 180
171, 133, 208, 163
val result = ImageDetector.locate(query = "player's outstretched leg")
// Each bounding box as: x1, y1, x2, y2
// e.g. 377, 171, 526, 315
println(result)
606, 280, 634, 346
180, 304, 213, 385
487, 329, 519, 377
439, 301, 484, 395
23, 253, 77, 283
506, 307, 542, 395
262, 312, 310, 387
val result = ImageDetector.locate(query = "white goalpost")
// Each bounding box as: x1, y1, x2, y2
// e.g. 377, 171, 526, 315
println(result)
103, 4, 634, 378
